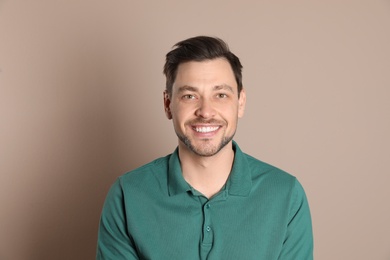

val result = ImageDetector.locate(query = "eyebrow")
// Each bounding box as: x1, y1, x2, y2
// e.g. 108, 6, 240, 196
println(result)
213, 84, 234, 93
177, 84, 234, 93
177, 85, 198, 93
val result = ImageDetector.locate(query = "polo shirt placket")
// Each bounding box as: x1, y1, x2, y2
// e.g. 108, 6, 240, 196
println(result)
192, 189, 228, 259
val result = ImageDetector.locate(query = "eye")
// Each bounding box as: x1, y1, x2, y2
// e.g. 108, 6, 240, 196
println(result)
217, 93, 228, 98
182, 94, 196, 100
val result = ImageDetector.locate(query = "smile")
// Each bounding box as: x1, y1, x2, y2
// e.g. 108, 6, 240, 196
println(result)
193, 126, 220, 133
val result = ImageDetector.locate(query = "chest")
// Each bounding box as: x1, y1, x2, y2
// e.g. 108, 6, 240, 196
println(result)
125, 193, 289, 260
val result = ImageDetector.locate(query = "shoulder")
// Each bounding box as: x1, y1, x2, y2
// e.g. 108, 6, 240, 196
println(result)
117, 154, 171, 189
242, 153, 309, 212
245, 153, 295, 179
243, 152, 299, 193
233, 142, 296, 185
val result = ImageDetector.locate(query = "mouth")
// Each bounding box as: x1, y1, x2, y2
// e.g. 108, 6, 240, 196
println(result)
192, 125, 221, 134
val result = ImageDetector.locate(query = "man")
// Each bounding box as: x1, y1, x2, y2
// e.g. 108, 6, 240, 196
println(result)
97, 36, 313, 259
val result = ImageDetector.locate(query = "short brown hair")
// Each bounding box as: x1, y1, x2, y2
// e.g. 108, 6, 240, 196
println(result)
163, 36, 243, 96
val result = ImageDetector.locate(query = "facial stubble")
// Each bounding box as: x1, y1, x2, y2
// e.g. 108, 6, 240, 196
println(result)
175, 129, 236, 157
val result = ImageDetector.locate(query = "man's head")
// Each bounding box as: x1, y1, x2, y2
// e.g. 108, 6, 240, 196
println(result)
163, 36, 246, 157
163, 36, 243, 97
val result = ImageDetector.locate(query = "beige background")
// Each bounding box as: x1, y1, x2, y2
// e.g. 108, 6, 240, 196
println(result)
1, 0, 389, 259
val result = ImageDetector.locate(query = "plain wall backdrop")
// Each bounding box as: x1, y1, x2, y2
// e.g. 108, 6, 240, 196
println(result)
1, 0, 389, 259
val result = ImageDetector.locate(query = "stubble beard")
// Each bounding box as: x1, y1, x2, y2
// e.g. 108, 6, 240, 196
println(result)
176, 130, 235, 157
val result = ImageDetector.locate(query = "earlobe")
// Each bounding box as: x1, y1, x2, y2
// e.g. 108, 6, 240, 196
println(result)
238, 88, 246, 118
163, 91, 172, 119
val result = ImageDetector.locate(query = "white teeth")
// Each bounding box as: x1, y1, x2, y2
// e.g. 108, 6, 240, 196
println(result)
195, 126, 219, 133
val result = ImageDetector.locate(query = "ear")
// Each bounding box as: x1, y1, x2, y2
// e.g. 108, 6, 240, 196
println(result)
238, 88, 246, 118
163, 90, 172, 119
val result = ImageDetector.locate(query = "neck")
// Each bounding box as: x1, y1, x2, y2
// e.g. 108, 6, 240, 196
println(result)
178, 142, 235, 198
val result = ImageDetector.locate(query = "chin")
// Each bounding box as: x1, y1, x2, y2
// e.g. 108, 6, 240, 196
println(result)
178, 133, 234, 157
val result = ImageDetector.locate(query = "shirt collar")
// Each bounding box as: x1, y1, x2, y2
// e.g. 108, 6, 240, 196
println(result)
167, 148, 192, 196
167, 141, 252, 197
226, 141, 252, 197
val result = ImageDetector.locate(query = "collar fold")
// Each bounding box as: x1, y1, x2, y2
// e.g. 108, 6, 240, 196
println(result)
167, 141, 252, 197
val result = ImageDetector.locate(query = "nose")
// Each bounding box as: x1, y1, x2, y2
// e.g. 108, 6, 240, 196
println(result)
195, 98, 216, 119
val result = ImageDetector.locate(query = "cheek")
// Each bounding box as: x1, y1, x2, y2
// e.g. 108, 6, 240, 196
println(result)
173, 104, 194, 119
225, 107, 239, 119
171, 110, 188, 127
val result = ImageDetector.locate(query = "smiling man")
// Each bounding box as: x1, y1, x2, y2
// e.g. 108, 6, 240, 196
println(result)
97, 36, 313, 260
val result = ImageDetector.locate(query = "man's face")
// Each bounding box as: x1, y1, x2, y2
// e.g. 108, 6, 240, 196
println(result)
164, 58, 246, 157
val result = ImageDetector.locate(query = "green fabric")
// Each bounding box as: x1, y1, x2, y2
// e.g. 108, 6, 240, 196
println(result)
97, 142, 313, 259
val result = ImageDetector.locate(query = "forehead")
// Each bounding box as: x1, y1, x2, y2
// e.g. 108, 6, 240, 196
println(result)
173, 58, 237, 90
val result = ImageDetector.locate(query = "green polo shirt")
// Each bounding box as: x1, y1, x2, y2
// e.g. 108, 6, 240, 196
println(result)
97, 142, 313, 259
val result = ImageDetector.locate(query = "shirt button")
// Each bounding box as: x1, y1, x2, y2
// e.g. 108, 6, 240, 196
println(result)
206, 204, 211, 209
206, 226, 211, 232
